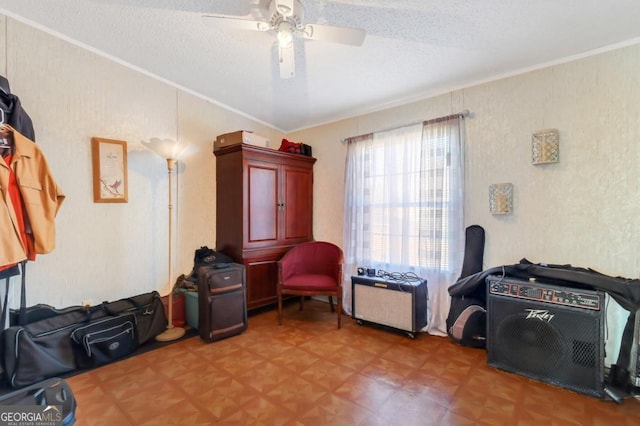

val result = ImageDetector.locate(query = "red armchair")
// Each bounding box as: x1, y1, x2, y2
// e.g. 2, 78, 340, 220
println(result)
277, 241, 344, 328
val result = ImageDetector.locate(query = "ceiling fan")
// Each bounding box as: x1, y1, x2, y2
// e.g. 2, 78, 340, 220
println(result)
202, 0, 366, 79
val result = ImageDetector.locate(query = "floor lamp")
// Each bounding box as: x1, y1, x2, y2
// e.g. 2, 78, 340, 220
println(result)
143, 137, 197, 342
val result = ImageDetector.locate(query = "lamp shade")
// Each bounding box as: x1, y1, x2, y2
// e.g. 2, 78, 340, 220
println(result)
142, 138, 198, 160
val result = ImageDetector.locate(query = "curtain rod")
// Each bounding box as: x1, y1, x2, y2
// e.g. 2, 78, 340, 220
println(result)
341, 109, 470, 144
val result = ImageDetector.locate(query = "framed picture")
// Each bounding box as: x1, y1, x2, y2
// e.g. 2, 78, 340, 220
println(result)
91, 137, 128, 203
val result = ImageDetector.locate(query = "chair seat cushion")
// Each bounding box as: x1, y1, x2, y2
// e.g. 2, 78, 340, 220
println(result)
282, 274, 337, 291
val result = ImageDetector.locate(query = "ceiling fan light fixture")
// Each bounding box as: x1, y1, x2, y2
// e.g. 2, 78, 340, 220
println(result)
277, 30, 292, 47
277, 22, 294, 47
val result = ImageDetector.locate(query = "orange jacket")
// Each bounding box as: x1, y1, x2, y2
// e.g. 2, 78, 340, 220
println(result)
1, 127, 65, 266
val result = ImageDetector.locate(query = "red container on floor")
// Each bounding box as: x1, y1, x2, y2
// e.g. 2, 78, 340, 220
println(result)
161, 292, 185, 328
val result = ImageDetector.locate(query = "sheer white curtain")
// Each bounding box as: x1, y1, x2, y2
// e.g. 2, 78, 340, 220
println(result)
343, 116, 465, 335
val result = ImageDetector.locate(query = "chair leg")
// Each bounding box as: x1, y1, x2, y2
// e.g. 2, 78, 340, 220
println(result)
337, 296, 342, 329
299, 296, 305, 311
328, 296, 335, 312
277, 293, 283, 325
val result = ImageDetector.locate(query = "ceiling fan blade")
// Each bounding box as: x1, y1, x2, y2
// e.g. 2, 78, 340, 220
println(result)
275, 0, 295, 18
278, 45, 295, 79
301, 23, 365, 46
202, 15, 271, 32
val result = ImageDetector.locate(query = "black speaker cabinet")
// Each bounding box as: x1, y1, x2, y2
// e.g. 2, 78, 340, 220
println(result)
487, 275, 605, 398
632, 309, 640, 387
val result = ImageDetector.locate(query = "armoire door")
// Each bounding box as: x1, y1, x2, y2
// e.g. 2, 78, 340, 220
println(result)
245, 160, 279, 249
280, 163, 313, 244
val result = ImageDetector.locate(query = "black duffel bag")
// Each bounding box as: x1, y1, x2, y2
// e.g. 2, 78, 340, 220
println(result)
3, 305, 106, 388
9, 303, 84, 327
71, 313, 138, 369
102, 291, 167, 345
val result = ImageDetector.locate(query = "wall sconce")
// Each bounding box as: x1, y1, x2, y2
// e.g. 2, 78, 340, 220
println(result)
532, 129, 559, 164
489, 183, 513, 215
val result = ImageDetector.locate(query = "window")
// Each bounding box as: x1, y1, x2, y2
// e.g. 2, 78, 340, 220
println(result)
342, 115, 466, 335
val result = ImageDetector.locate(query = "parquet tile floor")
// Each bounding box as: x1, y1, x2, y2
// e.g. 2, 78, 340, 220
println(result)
67, 300, 640, 425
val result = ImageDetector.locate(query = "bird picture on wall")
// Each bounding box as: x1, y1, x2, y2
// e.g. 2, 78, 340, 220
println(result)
100, 178, 122, 196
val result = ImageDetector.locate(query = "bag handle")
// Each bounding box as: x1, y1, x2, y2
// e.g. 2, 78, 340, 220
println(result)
42, 380, 69, 407
124, 297, 143, 310
102, 295, 150, 316
1, 277, 9, 330
0, 261, 27, 329
19, 261, 26, 326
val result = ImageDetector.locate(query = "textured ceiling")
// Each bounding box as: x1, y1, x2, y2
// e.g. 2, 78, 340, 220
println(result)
1, 0, 640, 132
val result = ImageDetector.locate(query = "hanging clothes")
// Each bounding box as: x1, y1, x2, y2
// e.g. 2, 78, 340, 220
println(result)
0, 126, 64, 268
0, 151, 36, 272
0, 76, 35, 141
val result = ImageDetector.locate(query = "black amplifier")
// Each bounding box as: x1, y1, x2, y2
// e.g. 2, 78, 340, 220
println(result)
487, 275, 605, 398
633, 310, 640, 387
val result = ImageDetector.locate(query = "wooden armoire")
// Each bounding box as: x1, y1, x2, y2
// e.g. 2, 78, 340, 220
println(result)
214, 144, 316, 310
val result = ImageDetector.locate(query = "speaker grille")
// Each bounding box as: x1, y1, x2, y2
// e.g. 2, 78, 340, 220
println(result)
495, 316, 564, 375
487, 278, 605, 398
354, 284, 413, 331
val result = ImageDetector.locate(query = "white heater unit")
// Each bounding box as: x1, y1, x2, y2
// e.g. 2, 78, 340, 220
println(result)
351, 275, 428, 338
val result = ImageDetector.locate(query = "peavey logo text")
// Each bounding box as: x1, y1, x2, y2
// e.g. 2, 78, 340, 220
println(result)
525, 309, 554, 322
